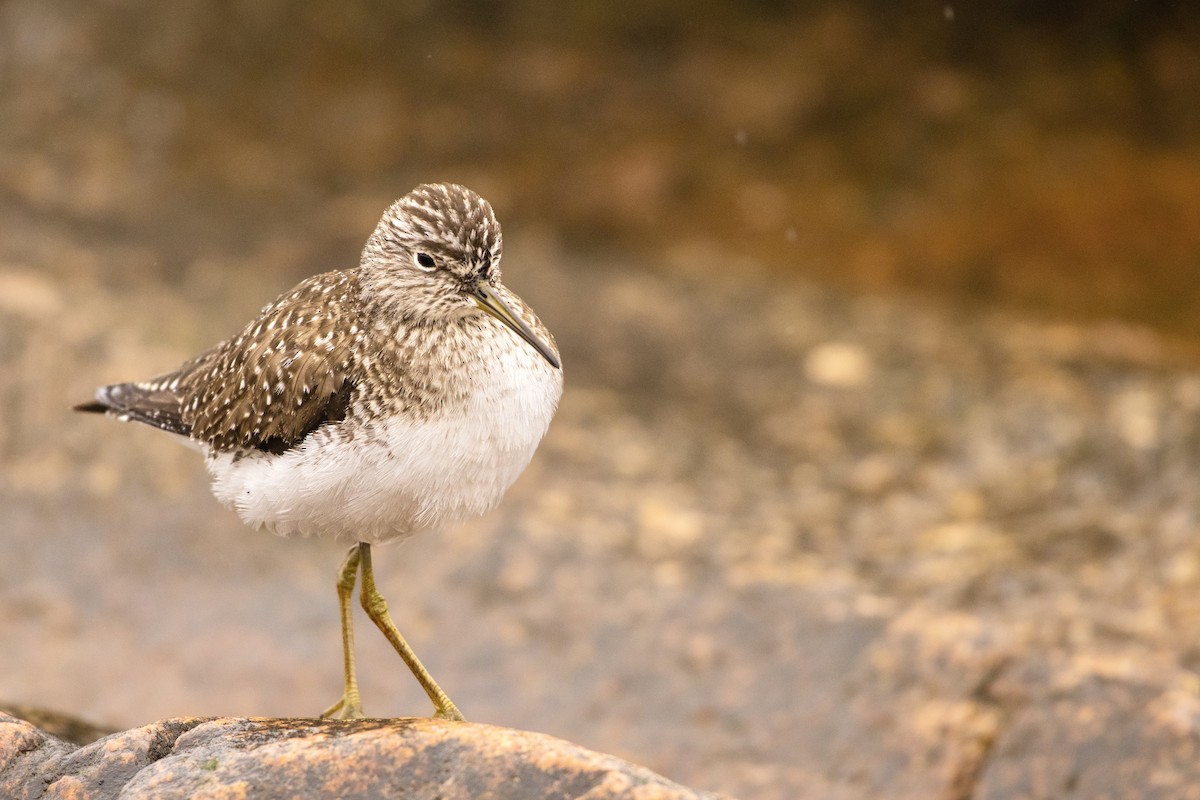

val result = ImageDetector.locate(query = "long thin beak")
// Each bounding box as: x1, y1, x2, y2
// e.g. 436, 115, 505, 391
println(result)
471, 282, 561, 369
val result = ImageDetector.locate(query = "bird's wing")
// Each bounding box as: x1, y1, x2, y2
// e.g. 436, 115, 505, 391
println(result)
80, 271, 360, 455
178, 271, 360, 454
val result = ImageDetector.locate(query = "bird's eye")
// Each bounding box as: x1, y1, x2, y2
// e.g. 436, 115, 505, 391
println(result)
414, 252, 437, 271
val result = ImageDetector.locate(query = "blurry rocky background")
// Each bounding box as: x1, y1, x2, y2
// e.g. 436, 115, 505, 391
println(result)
4, 2, 1200, 798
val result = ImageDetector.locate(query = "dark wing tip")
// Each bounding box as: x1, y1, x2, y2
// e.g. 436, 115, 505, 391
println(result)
73, 382, 192, 437
73, 399, 110, 414
74, 384, 125, 414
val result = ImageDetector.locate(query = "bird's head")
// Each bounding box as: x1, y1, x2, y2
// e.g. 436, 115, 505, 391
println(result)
361, 183, 559, 369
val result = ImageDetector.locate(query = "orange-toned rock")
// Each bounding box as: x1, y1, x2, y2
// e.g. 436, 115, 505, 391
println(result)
0, 712, 726, 799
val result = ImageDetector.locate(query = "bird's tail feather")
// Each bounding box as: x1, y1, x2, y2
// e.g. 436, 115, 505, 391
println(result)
73, 383, 192, 437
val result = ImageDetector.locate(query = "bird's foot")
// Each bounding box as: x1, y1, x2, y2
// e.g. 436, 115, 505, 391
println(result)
321, 696, 366, 720
432, 703, 465, 722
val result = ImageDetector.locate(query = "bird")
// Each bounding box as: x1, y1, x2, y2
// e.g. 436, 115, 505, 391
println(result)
75, 183, 564, 721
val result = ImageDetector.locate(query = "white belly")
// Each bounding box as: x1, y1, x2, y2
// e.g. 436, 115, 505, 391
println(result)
205, 349, 562, 544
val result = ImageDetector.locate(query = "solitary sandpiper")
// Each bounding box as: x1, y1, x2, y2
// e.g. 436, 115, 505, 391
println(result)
76, 183, 564, 721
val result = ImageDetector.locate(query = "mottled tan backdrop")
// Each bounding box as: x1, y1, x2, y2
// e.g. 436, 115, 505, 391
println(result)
4, 3, 1200, 799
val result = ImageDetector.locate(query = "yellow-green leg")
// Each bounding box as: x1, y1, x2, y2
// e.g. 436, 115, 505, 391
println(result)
321, 544, 366, 719
358, 543, 465, 721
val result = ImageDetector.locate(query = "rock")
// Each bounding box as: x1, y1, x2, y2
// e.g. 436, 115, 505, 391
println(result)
0, 704, 116, 747
0, 712, 727, 800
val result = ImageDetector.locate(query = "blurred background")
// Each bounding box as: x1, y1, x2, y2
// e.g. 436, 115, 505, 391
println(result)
3, 2, 1200, 798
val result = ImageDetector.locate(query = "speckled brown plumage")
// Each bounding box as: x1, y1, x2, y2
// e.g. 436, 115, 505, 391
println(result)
77, 183, 559, 459
82, 271, 360, 454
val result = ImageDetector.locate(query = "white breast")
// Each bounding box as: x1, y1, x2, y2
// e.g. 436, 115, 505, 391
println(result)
205, 345, 562, 544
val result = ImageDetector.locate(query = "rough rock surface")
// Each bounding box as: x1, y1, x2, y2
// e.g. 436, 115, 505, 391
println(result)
0, 712, 724, 800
